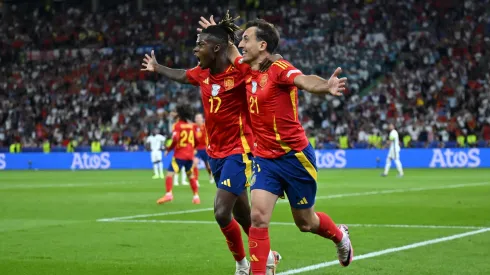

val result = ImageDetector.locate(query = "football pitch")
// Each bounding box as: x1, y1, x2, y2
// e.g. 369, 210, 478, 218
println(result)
1, 169, 489, 275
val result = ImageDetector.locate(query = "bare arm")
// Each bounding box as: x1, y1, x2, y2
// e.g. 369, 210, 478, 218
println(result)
141, 50, 189, 84
227, 43, 241, 64
294, 68, 346, 95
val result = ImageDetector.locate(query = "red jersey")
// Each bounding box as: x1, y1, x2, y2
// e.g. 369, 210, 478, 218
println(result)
195, 123, 207, 150
234, 57, 308, 158
185, 65, 254, 158
168, 120, 196, 160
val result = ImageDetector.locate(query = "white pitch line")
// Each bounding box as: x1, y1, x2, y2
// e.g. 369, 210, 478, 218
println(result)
97, 181, 489, 221
277, 228, 490, 275
0, 181, 138, 190
311, 181, 489, 201
96, 208, 214, 222
97, 219, 489, 230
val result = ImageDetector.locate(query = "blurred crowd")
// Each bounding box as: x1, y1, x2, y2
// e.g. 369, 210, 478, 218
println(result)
1, 0, 489, 150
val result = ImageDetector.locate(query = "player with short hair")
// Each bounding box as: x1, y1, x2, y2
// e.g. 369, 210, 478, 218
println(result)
157, 104, 200, 204
217, 18, 353, 274
146, 128, 166, 179
381, 123, 404, 177
193, 113, 214, 184
141, 13, 280, 274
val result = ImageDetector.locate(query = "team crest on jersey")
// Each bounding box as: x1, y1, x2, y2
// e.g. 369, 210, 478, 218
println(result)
238, 58, 244, 64
211, 84, 220, 96
251, 81, 258, 94
259, 74, 268, 87
224, 77, 234, 91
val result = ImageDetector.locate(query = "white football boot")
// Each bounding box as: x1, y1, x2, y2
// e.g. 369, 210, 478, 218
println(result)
336, 224, 354, 267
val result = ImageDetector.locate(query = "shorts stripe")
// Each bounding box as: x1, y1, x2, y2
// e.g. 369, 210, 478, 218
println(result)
242, 153, 252, 187
171, 158, 180, 173
294, 151, 317, 181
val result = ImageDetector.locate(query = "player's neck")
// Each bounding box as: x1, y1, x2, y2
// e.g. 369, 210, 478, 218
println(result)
250, 52, 271, 71
209, 54, 230, 75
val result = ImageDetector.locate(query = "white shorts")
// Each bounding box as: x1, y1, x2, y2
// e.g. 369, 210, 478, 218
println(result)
151, 151, 163, 162
387, 149, 400, 160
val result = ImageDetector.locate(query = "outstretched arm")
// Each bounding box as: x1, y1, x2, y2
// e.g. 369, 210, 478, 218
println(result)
141, 50, 189, 84
294, 67, 347, 96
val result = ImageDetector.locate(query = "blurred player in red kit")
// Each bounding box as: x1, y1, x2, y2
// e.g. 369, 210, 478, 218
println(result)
157, 104, 200, 204
193, 113, 214, 185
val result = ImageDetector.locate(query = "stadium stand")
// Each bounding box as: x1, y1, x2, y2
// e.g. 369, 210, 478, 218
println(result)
1, 0, 489, 152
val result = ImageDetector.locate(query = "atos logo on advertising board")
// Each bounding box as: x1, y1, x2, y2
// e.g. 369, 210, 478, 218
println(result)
429, 149, 480, 168
0, 153, 6, 170
315, 150, 347, 168
70, 153, 111, 170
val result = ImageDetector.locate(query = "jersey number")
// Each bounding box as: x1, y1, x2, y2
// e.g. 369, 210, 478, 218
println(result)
179, 130, 195, 148
208, 96, 222, 113
249, 96, 259, 114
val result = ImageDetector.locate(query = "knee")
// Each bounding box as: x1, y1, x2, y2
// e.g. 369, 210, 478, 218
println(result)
294, 217, 314, 232
296, 223, 313, 232
250, 208, 269, 228
214, 205, 232, 226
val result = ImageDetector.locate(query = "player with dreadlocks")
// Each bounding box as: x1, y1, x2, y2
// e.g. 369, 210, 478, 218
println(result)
142, 11, 281, 275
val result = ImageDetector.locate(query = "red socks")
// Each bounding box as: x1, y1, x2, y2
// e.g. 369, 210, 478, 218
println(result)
249, 227, 270, 275
193, 166, 199, 181
220, 219, 246, 262
165, 176, 173, 193
189, 178, 199, 195
315, 212, 343, 243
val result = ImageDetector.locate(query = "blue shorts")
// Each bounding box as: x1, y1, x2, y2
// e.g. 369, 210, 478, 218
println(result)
250, 143, 317, 209
196, 149, 209, 162
209, 153, 252, 196
167, 157, 194, 174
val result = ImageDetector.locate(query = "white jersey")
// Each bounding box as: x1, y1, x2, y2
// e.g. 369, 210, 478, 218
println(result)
146, 134, 166, 152
389, 129, 400, 152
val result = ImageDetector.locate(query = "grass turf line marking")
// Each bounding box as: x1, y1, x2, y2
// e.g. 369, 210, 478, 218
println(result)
276, 228, 490, 275
97, 182, 489, 221
0, 181, 138, 190
97, 208, 214, 222
312, 181, 489, 201
97, 219, 489, 230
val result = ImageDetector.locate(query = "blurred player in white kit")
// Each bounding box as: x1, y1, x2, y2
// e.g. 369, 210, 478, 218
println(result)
146, 128, 166, 179
382, 123, 404, 177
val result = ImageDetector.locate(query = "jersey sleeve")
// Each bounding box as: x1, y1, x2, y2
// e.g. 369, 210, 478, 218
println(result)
185, 66, 202, 86
271, 59, 304, 85
167, 124, 180, 150
234, 56, 251, 76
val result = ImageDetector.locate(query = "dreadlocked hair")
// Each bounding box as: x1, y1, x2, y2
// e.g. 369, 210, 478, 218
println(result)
202, 10, 241, 44
217, 10, 241, 42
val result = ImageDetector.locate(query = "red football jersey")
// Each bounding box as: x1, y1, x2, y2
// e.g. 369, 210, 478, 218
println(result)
234, 57, 309, 158
168, 120, 196, 160
195, 123, 207, 150
185, 65, 254, 158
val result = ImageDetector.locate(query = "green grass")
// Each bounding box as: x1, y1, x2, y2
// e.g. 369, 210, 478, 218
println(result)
1, 169, 489, 275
